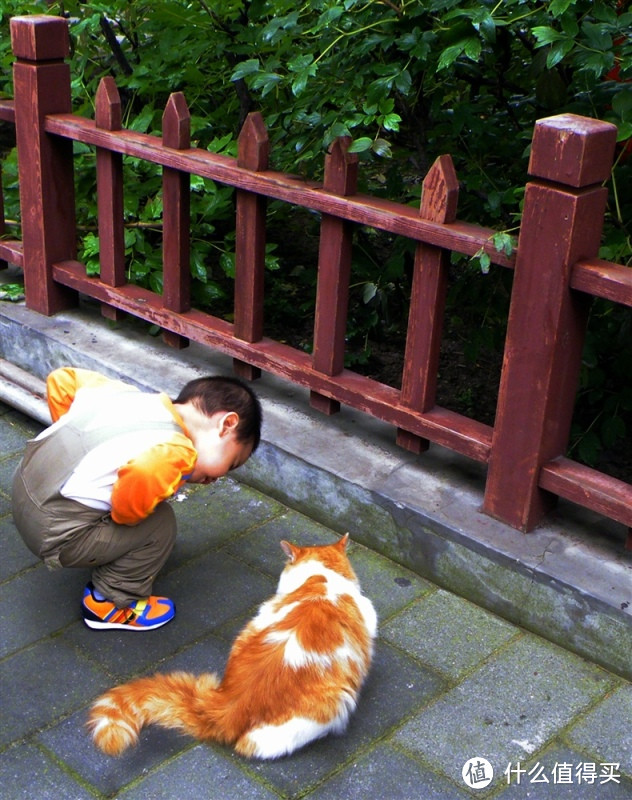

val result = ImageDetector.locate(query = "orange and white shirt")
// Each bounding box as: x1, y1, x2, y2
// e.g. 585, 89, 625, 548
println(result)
39, 367, 198, 525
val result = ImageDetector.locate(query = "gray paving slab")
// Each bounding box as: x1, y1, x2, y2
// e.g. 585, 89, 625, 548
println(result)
1, 638, 112, 748
303, 742, 472, 800
565, 684, 632, 779
394, 635, 617, 794
0, 742, 96, 800
495, 745, 632, 799
381, 588, 520, 680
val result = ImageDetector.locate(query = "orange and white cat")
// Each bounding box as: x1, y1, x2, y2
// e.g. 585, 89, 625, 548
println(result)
89, 534, 377, 760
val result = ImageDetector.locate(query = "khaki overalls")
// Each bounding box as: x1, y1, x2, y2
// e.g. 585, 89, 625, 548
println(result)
12, 404, 180, 607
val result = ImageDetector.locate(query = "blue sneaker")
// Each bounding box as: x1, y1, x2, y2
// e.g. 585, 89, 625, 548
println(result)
82, 583, 175, 630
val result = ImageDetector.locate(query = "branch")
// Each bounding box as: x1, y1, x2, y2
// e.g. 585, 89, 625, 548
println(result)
99, 16, 133, 77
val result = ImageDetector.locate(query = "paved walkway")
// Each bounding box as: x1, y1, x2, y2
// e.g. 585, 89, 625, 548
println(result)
1, 400, 631, 799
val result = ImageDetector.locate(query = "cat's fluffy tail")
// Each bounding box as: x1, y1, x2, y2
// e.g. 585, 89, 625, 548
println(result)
89, 671, 222, 756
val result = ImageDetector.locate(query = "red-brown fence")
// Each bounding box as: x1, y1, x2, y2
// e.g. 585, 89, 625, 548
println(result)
1, 15, 631, 545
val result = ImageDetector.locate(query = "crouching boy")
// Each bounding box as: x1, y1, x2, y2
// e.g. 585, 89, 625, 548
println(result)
12, 367, 262, 631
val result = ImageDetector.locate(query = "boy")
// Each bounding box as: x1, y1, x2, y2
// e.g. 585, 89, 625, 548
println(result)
12, 367, 262, 631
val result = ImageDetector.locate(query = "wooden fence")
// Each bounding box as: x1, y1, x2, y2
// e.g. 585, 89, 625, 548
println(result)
1, 15, 631, 545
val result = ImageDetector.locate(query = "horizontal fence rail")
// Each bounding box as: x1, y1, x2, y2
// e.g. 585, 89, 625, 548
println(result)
1, 15, 631, 546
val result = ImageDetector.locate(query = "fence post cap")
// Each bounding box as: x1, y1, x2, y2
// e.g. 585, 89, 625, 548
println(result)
10, 15, 70, 62
529, 113, 617, 188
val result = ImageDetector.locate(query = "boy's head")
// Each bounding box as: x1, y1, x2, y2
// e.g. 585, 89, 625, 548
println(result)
173, 375, 262, 452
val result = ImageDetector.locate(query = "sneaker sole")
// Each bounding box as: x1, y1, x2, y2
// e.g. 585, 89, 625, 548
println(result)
83, 615, 174, 631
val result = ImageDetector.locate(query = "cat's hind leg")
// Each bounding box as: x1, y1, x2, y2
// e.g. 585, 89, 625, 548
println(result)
235, 716, 335, 759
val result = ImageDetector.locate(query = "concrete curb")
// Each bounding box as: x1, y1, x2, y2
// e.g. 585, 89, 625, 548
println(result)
0, 295, 630, 680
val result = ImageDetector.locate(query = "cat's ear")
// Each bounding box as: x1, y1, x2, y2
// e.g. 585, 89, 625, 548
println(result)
337, 533, 350, 550
280, 540, 297, 561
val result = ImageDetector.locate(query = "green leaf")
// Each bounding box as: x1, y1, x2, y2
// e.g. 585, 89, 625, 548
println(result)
381, 113, 401, 132
231, 59, 260, 81
546, 39, 574, 69
394, 69, 412, 95
612, 87, 632, 119
492, 232, 515, 257
348, 137, 373, 153
288, 54, 315, 73
581, 21, 612, 52
549, 0, 574, 18
252, 71, 282, 96
372, 137, 392, 157
463, 37, 482, 61
363, 282, 377, 303
532, 26, 566, 47
478, 252, 491, 274
437, 43, 465, 71
219, 251, 235, 279
615, 121, 632, 142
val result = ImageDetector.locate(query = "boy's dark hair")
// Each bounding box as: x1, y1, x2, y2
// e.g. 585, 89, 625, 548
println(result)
174, 376, 262, 451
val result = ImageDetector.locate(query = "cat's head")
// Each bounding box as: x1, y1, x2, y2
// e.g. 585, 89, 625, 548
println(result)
279, 533, 357, 582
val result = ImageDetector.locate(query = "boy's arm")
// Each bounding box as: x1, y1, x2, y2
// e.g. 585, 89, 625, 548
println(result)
110, 438, 197, 525
46, 367, 131, 422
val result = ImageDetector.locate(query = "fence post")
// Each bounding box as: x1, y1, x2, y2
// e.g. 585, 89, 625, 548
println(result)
483, 114, 617, 531
233, 112, 269, 381
11, 15, 77, 314
162, 91, 191, 349
310, 136, 358, 415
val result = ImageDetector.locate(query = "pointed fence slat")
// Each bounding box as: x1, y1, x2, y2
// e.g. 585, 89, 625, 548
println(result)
0, 164, 6, 270
162, 92, 191, 349
95, 77, 125, 322
310, 137, 358, 415
397, 154, 459, 453
233, 112, 269, 380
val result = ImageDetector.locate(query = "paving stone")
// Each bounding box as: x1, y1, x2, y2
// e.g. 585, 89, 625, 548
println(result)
565, 685, 632, 779
0, 563, 89, 659
347, 543, 435, 623
494, 745, 632, 799
0, 742, 95, 800
222, 509, 341, 576
393, 635, 616, 793
0, 514, 39, 581
113, 744, 280, 800
381, 588, 519, 680
37, 708, 195, 798
0, 639, 111, 747
303, 742, 472, 800
166, 478, 285, 569
0, 416, 37, 456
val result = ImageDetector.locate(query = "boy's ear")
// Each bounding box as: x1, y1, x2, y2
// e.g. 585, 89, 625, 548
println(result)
219, 411, 239, 435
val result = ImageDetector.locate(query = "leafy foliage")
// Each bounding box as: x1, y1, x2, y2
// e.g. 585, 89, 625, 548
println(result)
0, 0, 631, 470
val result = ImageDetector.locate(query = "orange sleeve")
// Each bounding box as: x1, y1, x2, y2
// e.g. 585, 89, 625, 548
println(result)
110, 437, 198, 525
46, 367, 131, 422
